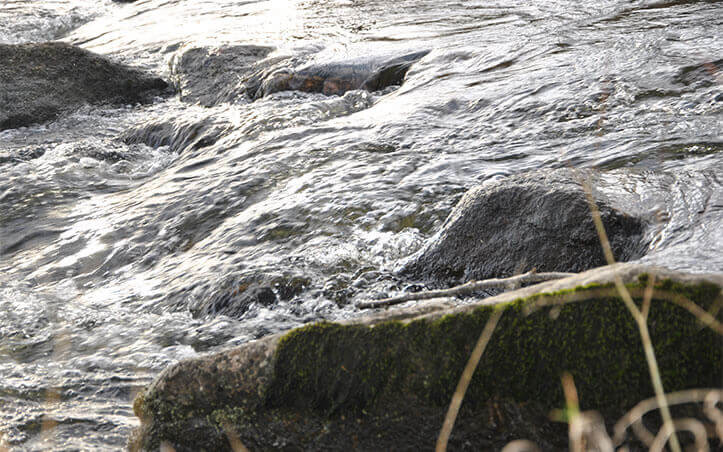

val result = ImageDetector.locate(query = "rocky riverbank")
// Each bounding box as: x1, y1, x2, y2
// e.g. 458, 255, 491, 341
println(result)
130, 263, 722, 451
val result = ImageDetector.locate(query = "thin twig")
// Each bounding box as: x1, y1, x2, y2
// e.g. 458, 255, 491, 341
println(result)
436, 309, 503, 452
357, 270, 574, 309
580, 176, 682, 452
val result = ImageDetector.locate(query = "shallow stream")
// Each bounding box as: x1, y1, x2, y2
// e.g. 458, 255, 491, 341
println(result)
0, 0, 721, 449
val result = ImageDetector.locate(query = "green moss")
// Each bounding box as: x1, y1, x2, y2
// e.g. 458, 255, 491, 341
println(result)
134, 277, 722, 450
132, 391, 146, 419
266, 279, 721, 416
209, 407, 249, 430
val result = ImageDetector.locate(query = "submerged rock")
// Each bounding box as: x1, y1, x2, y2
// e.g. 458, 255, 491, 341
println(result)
167, 46, 428, 106
170, 45, 273, 107
0, 42, 169, 130
190, 274, 311, 319
402, 169, 649, 285
121, 113, 229, 153
130, 264, 721, 451
253, 50, 430, 98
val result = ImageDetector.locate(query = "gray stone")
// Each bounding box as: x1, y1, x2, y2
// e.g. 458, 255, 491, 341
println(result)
254, 50, 430, 98
167, 46, 428, 106
0, 42, 169, 130
402, 169, 649, 285
170, 45, 273, 107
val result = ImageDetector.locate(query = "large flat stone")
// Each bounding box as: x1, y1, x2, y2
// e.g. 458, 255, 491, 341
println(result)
130, 263, 722, 451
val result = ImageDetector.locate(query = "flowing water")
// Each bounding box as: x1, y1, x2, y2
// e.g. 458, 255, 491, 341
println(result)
0, 0, 721, 449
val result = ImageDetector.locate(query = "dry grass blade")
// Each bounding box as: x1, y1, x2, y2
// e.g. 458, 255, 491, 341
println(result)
641, 271, 655, 320
562, 373, 583, 452
703, 391, 723, 439
222, 423, 250, 452
357, 271, 573, 309
524, 286, 723, 335
562, 373, 615, 452
0, 432, 8, 452
579, 174, 682, 452
500, 440, 542, 452
613, 389, 723, 446
650, 418, 709, 452
435, 308, 503, 452
160, 441, 177, 452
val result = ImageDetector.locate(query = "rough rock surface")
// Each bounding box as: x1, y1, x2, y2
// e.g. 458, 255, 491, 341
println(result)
170, 45, 273, 107
130, 264, 722, 451
167, 46, 428, 106
402, 169, 649, 285
254, 50, 430, 98
0, 42, 169, 130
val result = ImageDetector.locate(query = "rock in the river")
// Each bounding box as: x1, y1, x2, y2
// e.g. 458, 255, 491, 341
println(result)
0, 42, 169, 130
167, 46, 428, 106
254, 50, 430, 98
170, 45, 273, 107
190, 273, 311, 319
130, 264, 722, 451
402, 169, 649, 285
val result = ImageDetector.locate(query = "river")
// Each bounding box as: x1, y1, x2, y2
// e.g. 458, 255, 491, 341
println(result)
0, 0, 721, 449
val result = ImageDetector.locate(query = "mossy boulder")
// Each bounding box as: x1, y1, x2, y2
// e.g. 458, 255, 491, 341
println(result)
0, 42, 169, 130
130, 264, 722, 451
402, 169, 650, 286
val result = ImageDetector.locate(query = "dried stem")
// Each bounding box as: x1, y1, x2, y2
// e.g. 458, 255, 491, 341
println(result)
436, 309, 503, 452
526, 286, 723, 335
614, 388, 722, 446
580, 176, 682, 452
357, 270, 574, 309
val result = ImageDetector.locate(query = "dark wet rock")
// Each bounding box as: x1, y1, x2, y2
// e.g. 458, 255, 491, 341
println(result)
190, 274, 311, 319
252, 50, 430, 98
402, 169, 649, 286
170, 45, 273, 107
121, 114, 229, 153
674, 58, 723, 88
168, 46, 428, 105
130, 264, 722, 451
0, 42, 169, 131
0, 147, 46, 165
